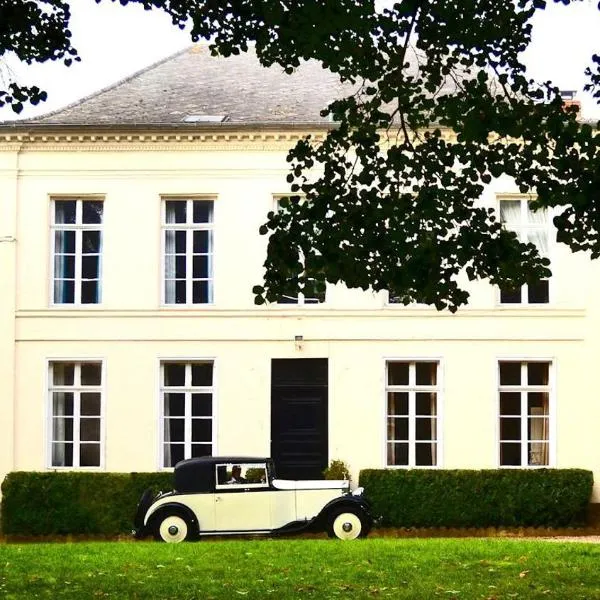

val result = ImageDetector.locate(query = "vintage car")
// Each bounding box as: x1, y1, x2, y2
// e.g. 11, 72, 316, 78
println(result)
133, 456, 373, 542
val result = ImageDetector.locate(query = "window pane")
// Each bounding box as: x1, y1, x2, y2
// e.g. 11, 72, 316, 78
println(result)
164, 393, 185, 417
192, 393, 212, 417
193, 255, 209, 278
164, 229, 186, 254
164, 419, 185, 442
387, 417, 408, 441
388, 362, 409, 385
193, 230, 210, 253
528, 392, 549, 415
527, 363, 548, 386
54, 255, 75, 279
416, 362, 437, 385
527, 230, 548, 255
415, 443, 436, 466
53, 363, 74, 386
387, 442, 408, 466
191, 363, 213, 386
528, 417, 549, 441
82, 255, 99, 279
80, 444, 100, 467
54, 230, 76, 253
500, 392, 520, 415
500, 417, 521, 441
175, 255, 187, 278
81, 363, 102, 385
191, 444, 212, 458
164, 363, 186, 386
416, 392, 436, 416
165, 444, 185, 467
500, 443, 521, 466
81, 280, 99, 304
53, 392, 74, 416
52, 443, 74, 467
500, 287, 522, 303
500, 200, 521, 226
55, 200, 76, 224
193, 281, 210, 303
82, 201, 103, 224
499, 362, 521, 386
528, 280, 549, 303
80, 418, 101, 441
528, 442, 548, 466
52, 417, 74, 442
82, 230, 101, 253
54, 280, 75, 304
387, 392, 408, 415
193, 201, 213, 223
191, 419, 212, 442
166, 201, 186, 223
80, 393, 101, 416
175, 281, 186, 303
416, 418, 436, 441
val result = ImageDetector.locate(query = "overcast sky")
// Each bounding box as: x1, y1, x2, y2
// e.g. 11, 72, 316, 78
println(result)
1, 0, 599, 121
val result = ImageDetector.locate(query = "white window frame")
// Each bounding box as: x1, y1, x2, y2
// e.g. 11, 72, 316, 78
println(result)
158, 359, 216, 469
497, 194, 552, 306
161, 196, 215, 306
497, 358, 555, 468
46, 359, 105, 470
384, 358, 442, 468
50, 196, 104, 306
272, 195, 325, 306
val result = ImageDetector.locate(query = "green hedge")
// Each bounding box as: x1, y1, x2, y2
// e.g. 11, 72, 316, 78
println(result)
1, 472, 173, 536
359, 469, 593, 528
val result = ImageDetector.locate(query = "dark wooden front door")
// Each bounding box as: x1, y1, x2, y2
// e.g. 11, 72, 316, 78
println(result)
271, 358, 328, 480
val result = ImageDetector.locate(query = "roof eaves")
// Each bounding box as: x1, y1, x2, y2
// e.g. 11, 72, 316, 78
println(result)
0, 120, 338, 133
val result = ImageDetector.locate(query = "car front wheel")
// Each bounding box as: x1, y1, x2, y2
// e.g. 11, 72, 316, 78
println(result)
155, 514, 191, 543
327, 508, 367, 540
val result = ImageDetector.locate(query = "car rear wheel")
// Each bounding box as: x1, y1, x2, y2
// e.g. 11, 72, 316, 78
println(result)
155, 514, 191, 543
327, 508, 367, 540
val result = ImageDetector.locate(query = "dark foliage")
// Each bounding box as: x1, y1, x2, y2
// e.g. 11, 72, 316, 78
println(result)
1, 471, 172, 535
359, 468, 593, 528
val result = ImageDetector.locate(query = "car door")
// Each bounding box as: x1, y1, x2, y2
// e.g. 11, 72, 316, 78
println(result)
213, 462, 272, 532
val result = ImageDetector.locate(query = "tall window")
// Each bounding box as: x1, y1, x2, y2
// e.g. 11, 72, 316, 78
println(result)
386, 361, 439, 467
160, 361, 214, 467
499, 361, 551, 467
273, 198, 325, 305
499, 198, 549, 304
49, 361, 103, 468
52, 198, 103, 304
163, 198, 214, 304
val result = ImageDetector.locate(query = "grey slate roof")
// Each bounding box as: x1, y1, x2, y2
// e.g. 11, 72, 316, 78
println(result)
14, 45, 353, 127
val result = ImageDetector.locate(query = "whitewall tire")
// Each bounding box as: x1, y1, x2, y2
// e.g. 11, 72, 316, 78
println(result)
329, 510, 364, 540
156, 515, 190, 543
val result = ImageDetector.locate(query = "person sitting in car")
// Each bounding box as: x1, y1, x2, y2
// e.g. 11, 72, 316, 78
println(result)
228, 465, 247, 484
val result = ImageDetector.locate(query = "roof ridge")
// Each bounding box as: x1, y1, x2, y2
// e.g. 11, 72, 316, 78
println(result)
15, 44, 200, 123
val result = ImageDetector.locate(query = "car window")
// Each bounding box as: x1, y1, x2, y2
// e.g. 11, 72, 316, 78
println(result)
215, 462, 269, 489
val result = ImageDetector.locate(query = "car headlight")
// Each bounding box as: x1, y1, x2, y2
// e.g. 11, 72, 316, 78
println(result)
352, 487, 364, 496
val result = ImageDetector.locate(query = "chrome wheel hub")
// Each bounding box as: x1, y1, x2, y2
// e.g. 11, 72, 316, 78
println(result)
168, 525, 179, 535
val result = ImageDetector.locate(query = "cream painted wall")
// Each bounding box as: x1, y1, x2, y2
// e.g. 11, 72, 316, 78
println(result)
3, 133, 600, 502
0, 148, 19, 481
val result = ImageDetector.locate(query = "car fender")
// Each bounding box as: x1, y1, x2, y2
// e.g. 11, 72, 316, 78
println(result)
313, 494, 373, 530
145, 501, 200, 537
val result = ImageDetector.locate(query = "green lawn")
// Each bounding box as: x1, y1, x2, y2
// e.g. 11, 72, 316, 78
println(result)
1, 538, 599, 599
